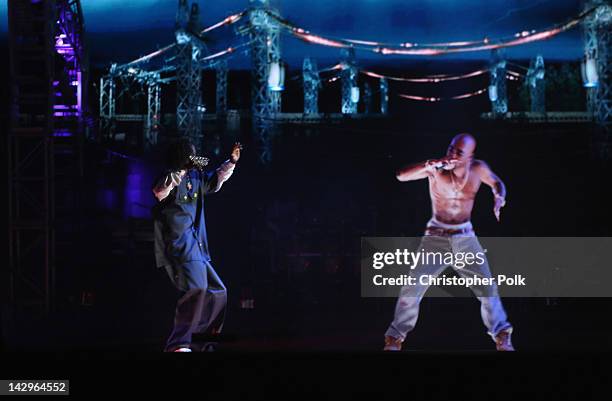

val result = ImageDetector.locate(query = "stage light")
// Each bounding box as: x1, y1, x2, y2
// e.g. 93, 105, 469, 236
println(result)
351, 86, 360, 103
175, 29, 190, 45
488, 85, 498, 102
268, 61, 285, 91
581, 56, 598, 88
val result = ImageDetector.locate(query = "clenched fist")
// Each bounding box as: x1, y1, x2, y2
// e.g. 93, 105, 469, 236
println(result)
230, 142, 243, 164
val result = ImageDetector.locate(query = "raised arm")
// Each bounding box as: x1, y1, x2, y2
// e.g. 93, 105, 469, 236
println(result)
201, 142, 242, 194
477, 160, 507, 221
152, 170, 185, 201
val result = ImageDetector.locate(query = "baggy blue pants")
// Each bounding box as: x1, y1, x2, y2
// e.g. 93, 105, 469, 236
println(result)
164, 260, 227, 352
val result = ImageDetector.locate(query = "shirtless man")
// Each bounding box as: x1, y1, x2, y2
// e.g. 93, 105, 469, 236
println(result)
384, 133, 514, 351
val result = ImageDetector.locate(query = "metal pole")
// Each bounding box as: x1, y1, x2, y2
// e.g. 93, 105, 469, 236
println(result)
341, 47, 358, 114
528, 55, 546, 113
175, 0, 203, 150
490, 49, 508, 116
249, 0, 280, 164
303, 57, 319, 115
216, 60, 228, 115
364, 81, 373, 114
380, 77, 388, 115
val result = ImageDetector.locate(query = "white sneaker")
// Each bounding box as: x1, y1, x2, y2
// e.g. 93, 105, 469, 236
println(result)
173, 347, 192, 352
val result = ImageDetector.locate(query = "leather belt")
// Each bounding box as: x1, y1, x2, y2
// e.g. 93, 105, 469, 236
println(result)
424, 227, 474, 236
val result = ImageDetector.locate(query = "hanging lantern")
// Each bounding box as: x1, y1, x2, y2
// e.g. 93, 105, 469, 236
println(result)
350, 86, 360, 103
581, 56, 598, 88
488, 85, 498, 102
268, 61, 285, 91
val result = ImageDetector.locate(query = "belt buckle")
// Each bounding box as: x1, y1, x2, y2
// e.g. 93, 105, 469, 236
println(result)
426, 227, 446, 236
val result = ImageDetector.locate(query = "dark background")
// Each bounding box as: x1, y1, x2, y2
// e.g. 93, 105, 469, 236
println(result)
2, 0, 612, 352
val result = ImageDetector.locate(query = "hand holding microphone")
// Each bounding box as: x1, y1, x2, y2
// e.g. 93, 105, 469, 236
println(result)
426, 156, 458, 172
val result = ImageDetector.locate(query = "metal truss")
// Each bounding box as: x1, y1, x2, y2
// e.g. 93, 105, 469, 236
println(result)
590, 2, 611, 130
490, 50, 508, 115
363, 81, 373, 114
99, 68, 116, 139
216, 60, 228, 115
175, 1, 204, 151
380, 78, 389, 114
341, 47, 358, 114
302, 57, 320, 114
584, 1, 602, 114
527, 55, 546, 113
145, 77, 161, 149
8, 0, 86, 314
248, 0, 281, 164
269, 27, 282, 114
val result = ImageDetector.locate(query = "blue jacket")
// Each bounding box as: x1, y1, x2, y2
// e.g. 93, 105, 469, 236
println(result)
151, 162, 234, 268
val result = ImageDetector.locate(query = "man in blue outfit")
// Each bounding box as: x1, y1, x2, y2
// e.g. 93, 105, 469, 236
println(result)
152, 139, 242, 352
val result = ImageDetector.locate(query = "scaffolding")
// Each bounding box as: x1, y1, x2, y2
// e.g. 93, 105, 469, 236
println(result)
490, 50, 508, 116
145, 75, 161, 149
302, 57, 319, 115
248, 0, 281, 163
363, 81, 373, 114
216, 60, 228, 115
341, 47, 358, 114
590, 2, 611, 130
8, 0, 86, 314
527, 55, 546, 113
99, 75, 115, 139
175, 0, 204, 150
380, 78, 389, 115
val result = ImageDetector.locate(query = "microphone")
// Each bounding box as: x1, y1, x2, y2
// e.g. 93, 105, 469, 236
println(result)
189, 155, 210, 170
434, 159, 456, 171
440, 160, 456, 170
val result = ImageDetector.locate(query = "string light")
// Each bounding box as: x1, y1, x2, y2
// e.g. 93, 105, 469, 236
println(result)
507, 70, 524, 77
199, 45, 237, 62
361, 68, 488, 83
450, 87, 488, 100
320, 63, 344, 72
269, 7, 597, 57
398, 87, 488, 102
201, 11, 245, 33
292, 30, 350, 48
375, 17, 581, 56
117, 11, 246, 69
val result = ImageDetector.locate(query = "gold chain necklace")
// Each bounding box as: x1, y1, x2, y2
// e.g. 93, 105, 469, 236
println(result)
450, 164, 470, 195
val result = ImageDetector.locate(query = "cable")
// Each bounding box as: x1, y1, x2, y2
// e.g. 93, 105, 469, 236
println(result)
201, 11, 246, 34
360, 68, 489, 83
397, 87, 488, 102
117, 10, 247, 69
270, 6, 598, 57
